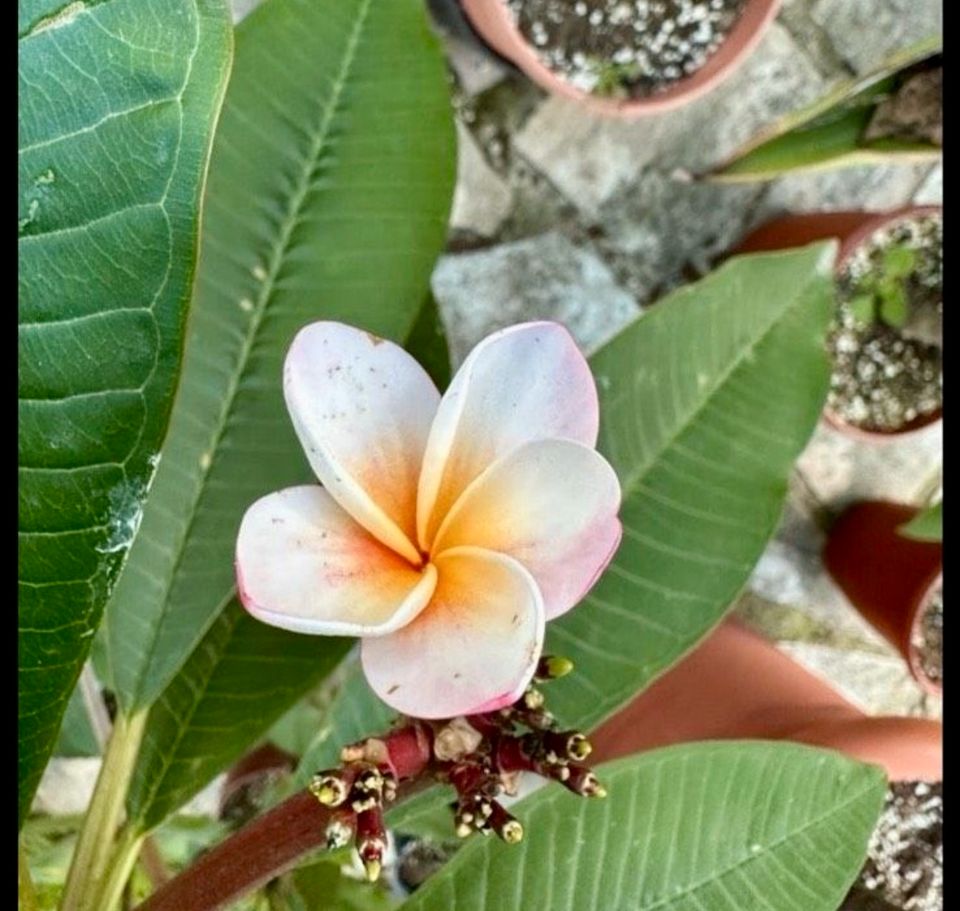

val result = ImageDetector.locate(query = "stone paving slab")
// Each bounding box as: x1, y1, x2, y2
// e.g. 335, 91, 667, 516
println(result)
432, 231, 640, 363
913, 164, 943, 206
811, 0, 942, 74
450, 121, 514, 238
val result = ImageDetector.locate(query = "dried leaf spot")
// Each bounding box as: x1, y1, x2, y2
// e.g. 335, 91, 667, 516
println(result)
23, 1, 86, 38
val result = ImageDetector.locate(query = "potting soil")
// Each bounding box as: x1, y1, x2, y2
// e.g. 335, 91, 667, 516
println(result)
827, 213, 942, 433
506, 0, 747, 97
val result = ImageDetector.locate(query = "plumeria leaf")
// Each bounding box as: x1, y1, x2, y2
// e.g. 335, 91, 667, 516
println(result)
406, 292, 453, 391
546, 243, 835, 731
126, 601, 349, 833
18, 0, 233, 824
53, 681, 100, 759
103, 0, 456, 713
401, 742, 886, 911
898, 502, 942, 542
290, 857, 396, 911
295, 658, 393, 780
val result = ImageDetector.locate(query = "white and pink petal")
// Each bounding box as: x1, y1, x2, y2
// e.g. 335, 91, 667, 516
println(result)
432, 439, 622, 619
284, 321, 439, 563
361, 547, 545, 719
236, 486, 436, 636
416, 322, 599, 550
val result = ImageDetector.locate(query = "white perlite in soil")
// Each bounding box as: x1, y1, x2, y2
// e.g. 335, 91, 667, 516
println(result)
505, 0, 747, 97
912, 587, 942, 688
843, 782, 942, 911
828, 214, 942, 433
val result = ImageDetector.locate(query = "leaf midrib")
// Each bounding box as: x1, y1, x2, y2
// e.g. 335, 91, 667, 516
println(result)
125, 0, 375, 709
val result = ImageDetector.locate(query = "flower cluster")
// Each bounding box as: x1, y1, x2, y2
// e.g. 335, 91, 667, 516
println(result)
309, 656, 604, 880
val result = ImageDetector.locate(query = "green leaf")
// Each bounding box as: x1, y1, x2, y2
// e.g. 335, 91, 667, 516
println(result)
401, 742, 886, 911
296, 659, 394, 781
288, 857, 398, 911
18, 0, 233, 825
899, 502, 942, 542
53, 681, 100, 758
126, 601, 350, 833
706, 37, 941, 182
883, 244, 917, 279
848, 294, 877, 325
104, 0, 456, 712
406, 293, 453, 391
879, 283, 908, 328
543, 244, 836, 731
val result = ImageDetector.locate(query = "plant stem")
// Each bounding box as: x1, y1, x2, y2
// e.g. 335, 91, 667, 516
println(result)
19, 842, 39, 911
96, 826, 146, 911
133, 785, 424, 911
59, 708, 148, 911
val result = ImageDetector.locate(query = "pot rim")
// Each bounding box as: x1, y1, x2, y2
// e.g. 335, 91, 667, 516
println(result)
459, 0, 782, 118
907, 569, 943, 696
823, 203, 943, 441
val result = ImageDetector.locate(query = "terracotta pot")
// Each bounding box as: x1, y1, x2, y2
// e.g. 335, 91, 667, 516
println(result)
824, 500, 943, 696
590, 619, 942, 781
736, 205, 943, 439
459, 0, 782, 117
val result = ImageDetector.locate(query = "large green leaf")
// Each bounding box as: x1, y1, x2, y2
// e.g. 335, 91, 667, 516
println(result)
126, 602, 349, 833
18, 0, 233, 824
544, 244, 835, 731
402, 742, 886, 911
53, 677, 100, 759
706, 37, 941, 182
104, 0, 456, 713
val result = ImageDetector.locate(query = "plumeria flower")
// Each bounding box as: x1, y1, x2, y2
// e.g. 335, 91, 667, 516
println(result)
236, 321, 622, 719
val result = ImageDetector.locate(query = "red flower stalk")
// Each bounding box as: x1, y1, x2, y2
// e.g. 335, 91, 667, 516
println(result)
306, 656, 603, 880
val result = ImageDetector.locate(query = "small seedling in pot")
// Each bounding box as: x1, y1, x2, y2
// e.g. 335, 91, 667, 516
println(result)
590, 58, 642, 98
846, 243, 917, 329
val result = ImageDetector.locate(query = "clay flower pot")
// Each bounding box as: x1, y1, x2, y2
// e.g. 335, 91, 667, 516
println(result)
590, 619, 942, 782
824, 500, 942, 696
736, 205, 943, 440
458, 0, 782, 117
